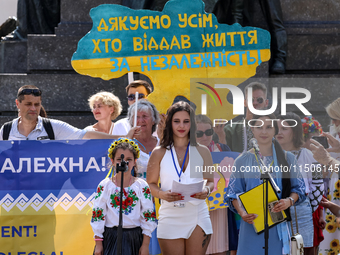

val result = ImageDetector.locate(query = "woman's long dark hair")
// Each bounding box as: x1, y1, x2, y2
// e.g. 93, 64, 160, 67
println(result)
277, 112, 304, 149
251, 114, 292, 221
160, 101, 197, 148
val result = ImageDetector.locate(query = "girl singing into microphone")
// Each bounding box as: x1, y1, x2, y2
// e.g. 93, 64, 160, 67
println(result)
225, 114, 306, 255
91, 138, 157, 255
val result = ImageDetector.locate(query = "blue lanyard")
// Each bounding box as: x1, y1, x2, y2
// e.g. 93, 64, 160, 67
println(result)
170, 142, 190, 182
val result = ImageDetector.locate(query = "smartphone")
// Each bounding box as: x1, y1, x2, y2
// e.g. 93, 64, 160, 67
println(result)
312, 136, 329, 149
268, 201, 284, 223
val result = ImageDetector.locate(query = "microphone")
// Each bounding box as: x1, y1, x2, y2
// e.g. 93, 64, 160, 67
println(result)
249, 138, 260, 154
116, 154, 129, 173
250, 138, 281, 194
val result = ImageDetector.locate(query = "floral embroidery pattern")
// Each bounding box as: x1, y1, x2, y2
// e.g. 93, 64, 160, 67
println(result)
95, 185, 104, 199
143, 186, 151, 200
110, 188, 139, 215
92, 208, 105, 222
143, 210, 156, 222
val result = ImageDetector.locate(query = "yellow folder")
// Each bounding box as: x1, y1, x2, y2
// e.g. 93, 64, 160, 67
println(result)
239, 181, 287, 234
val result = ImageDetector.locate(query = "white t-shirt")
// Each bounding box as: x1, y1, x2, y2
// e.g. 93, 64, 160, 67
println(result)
0, 116, 87, 140
111, 118, 131, 136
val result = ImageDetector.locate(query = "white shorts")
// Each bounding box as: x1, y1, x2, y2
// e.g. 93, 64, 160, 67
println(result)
157, 201, 213, 239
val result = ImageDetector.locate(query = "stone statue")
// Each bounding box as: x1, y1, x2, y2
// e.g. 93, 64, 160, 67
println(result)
0, 17, 17, 38
124, 0, 218, 13
3, 0, 60, 40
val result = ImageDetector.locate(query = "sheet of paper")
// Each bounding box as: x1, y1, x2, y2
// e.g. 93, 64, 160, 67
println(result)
171, 180, 206, 202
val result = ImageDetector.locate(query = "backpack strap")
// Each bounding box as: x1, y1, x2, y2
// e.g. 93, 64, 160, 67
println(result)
2, 121, 13, 140
42, 118, 55, 140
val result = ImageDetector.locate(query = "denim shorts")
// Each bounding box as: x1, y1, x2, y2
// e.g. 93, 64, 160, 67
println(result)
290, 197, 314, 247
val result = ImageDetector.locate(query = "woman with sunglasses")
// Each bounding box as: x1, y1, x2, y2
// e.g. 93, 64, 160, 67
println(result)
195, 114, 234, 255
147, 102, 214, 255
225, 114, 306, 255
276, 113, 324, 255
196, 114, 230, 153
85, 91, 122, 134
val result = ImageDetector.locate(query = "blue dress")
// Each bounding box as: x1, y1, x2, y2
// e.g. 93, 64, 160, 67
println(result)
225, 147, 306, 255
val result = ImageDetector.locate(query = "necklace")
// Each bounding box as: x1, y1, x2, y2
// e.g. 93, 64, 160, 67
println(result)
134, 136, 156, 154
175, 148, 185, 163
170, 142, 190, 182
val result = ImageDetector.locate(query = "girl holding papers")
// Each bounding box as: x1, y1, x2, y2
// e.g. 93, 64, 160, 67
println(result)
225, 114, 306, 255
147, 101, 214, 255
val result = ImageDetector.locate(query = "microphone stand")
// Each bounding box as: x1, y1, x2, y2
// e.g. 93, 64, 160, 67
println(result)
261, 170, 270, 255
116, 154, 129, 255
253, 148, 279, 255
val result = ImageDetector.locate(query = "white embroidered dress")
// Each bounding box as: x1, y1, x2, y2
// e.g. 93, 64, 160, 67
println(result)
91, 177, 157, 238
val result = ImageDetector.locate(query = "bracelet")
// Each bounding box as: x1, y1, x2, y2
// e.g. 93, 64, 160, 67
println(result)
94, 238, 103, 241
287, 197, 294, 207
326, 159, 334, 170
205, 186, 211, 196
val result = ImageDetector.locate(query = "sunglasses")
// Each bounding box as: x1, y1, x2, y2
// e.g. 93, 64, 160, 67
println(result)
18, 88, 42, 97
127, 93, 146, 101
252, 97, 264, 104
196, 128, 214, 138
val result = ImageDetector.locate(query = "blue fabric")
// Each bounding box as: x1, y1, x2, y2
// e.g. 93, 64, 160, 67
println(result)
227, 207, 239, 250
219, 143, 231, 152
149, 227, 161, 255
225, 147, 306, 255
149, 203, 161, 255
290, 197, 314, 247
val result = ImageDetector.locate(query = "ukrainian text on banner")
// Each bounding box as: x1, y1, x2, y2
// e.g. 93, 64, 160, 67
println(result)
0, 140, 113, 255
71, 0, 271, 116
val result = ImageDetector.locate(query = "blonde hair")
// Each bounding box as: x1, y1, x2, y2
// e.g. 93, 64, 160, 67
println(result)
326, 97, 340, 121
88, 91, 122, 120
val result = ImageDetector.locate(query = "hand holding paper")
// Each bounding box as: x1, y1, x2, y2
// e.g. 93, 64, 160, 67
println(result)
171, 180, 205, 202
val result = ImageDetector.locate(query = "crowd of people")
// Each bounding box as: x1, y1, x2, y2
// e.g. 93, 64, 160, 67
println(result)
1, 82, 339, 255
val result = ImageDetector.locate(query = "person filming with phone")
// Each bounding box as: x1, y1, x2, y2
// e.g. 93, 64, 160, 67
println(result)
310, 130, 340, 255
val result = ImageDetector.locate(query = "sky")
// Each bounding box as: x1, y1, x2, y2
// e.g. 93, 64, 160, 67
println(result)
0, 0, 17, 25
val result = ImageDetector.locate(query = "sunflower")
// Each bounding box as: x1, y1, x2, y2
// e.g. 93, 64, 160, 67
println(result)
334, 190, 340, 199
326, 222, 337, 233
328, 194, 332, 201
327, 250, 337, 255
330, 239, 340, 249
326, 214, 336, 222
336, 180, 340, 189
